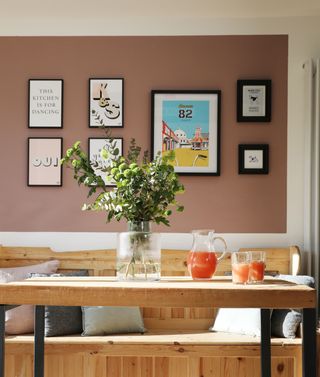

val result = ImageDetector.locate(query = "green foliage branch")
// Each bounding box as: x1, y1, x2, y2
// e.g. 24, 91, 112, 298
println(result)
61, 134, 184, 227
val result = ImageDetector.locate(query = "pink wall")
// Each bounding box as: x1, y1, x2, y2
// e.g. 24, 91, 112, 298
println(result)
0, 36, 288, 233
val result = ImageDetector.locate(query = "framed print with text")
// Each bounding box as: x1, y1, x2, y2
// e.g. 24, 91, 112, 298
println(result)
28, 79, 63, 128
237, 79, 271, 122
89, 138, 123, 186
238, 144, 269, 174
28, 138, 63, 186
151, 90, 221, 175
89, 78, 124, 128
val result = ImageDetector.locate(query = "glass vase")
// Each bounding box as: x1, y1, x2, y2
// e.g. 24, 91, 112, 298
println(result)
117, 221, 161, 281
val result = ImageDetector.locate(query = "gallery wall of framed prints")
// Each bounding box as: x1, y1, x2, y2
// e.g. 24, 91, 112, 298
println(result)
9, 35, 286, 233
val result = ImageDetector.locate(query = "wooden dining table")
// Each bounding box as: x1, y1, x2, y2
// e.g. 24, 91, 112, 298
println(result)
0, 276, 317, 377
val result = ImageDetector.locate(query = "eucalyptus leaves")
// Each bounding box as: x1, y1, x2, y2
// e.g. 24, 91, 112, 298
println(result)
61, 137, 184, 226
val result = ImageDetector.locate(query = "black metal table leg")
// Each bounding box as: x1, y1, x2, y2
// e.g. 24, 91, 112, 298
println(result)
0, 305, 5, 377
34, 306, 45, 377
302, 308, 317, 377
260, 309, 271, 377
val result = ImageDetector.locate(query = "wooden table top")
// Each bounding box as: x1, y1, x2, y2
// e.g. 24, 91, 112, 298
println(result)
0, 276, 315, 309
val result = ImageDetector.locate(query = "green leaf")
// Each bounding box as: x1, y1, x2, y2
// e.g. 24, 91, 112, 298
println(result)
100, 148, 109, 159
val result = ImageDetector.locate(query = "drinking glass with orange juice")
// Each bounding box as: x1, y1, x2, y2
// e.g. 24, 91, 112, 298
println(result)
231, 252, 250, 284
248, 251, 266, 283
187, 230, 227, 279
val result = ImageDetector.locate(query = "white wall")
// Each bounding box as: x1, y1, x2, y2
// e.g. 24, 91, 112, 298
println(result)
1, 16, 320, 261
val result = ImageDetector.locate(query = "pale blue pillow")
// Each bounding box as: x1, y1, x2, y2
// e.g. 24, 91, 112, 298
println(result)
81, 306, 145, 336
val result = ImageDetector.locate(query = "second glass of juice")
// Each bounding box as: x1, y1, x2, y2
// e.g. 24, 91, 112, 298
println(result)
248, 251, 266, 283
231, 252, 250, 284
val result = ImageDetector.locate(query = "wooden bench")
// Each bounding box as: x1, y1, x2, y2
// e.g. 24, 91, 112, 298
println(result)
0, 245, 307, 377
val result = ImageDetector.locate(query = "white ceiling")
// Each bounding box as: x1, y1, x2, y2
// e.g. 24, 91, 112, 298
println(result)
2, 0, 320, 19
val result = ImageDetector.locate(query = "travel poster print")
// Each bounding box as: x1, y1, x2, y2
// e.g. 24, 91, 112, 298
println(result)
89, 78, 124, 128
152, 91, 221, 175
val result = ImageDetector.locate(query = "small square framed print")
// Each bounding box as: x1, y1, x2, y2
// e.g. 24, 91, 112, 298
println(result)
89, 78, 124, 128
88, 138, 123, 186
28, 79, 63, 128
28, 137, 63, 186
238, 144, 269, 174
237, 79, 271, 122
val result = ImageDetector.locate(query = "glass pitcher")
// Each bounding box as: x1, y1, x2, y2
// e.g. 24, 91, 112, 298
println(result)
187, 229, 228, 279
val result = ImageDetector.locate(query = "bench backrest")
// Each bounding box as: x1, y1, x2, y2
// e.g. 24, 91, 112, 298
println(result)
0, 245, 301, 330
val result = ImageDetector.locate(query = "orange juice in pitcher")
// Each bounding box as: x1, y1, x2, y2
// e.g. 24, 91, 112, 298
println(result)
187, 230, 227, 279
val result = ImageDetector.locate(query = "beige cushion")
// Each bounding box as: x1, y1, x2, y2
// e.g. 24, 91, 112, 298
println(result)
0, 260, 60, 334
81, 306, 145, 336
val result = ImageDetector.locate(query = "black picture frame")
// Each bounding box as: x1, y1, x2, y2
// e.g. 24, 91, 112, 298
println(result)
88, 137, 123, 186
237, 79, 271, 122
238, 144, 269, 174
27, 137, 63, 186
89, 78, 124, 128
28, 79, 63, 128
151, 90, 221, 176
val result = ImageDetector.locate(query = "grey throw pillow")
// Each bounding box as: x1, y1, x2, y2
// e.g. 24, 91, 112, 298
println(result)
29, 270, 88, 337
271, 274, 315, 338
81, 306, 145, 336
271, 309, 302, 338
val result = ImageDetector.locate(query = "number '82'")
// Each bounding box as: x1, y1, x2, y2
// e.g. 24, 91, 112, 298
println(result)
178, 109, 193, 119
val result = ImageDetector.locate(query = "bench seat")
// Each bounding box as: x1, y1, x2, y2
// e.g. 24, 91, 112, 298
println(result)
6, 331, 302, 346
5, 331, 301, 357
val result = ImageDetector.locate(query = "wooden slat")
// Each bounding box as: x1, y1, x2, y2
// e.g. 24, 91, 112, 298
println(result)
83, 354, 107, 377
169, 358, 188, 377
0, 246, 301, 276
44, 355, 64, 377
107, 357, 122, 377
123, 356, 139, 377
188, 357, 200, 377
143, 318, 213, 330
201, 357, 221, 377
140, 357, 153, 377
155, 357, 169, 377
